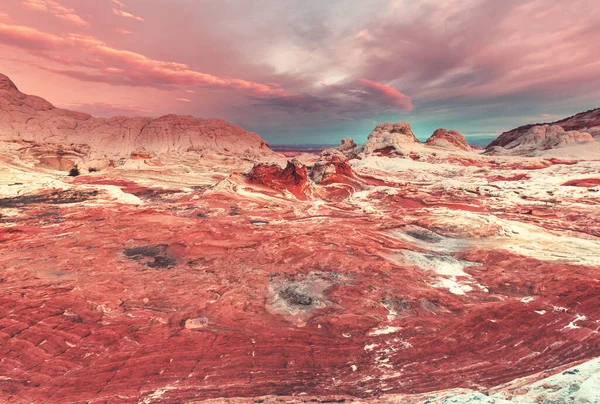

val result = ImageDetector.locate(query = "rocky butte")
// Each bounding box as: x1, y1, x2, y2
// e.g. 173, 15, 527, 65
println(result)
0, 73, 599, 403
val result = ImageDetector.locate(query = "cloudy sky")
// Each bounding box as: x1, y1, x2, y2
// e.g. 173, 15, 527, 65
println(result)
1, 0, 599, 144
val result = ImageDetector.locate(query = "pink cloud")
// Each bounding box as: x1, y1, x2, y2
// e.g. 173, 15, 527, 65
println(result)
20, 0, 88, 27
175, 98, 191, 102
0, 22, 289, 99
5, 0, 597, 134
112, 8, 144, 22
357, 78, 414, 111
0, 23, 63, 48
116, 28, 134, 35
185, 89, 196, 94
62, 101, 152, 116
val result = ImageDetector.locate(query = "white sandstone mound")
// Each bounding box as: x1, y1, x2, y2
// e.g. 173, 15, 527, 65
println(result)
486, 124, 599, 157
361, 122, 419, 156
425, 128, 471, 151
0, 73, 277, 171
487, 108, 600, 157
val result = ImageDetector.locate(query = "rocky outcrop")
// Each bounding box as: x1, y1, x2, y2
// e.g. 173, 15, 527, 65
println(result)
337, 137, 359, 159
310, 149, 356, 185
0, 73, 276, 170
486, 124, 597, 156
487, 108, 600, 155
425, 128, 471, 151
361, 122, 418, 155
555, 108, 600, 139
247, 159, 312, 199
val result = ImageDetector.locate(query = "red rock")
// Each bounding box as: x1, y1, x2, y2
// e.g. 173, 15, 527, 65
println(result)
247, 160, 312, 199
488, 173, 529, 182
562, 178, 600, 187
547, 158, 578, 165
2, 73, 600, 404
130, 152, 154, 160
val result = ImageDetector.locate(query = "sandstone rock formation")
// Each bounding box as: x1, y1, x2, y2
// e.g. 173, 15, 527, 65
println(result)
487, 108, 600, 156
554, 107, 600, 138
360, 123, 474, 157
361, 122, 418, 155
247, 159, 312, 199
485, 124, 597, 156
425, 128, 471, 151
310, 149, 356, 185
337, 137, 359, 159
0, 73, 276, 171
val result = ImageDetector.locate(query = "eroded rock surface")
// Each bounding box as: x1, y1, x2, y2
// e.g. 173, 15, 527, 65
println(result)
310, 149, 356, 185
1, 74, 600, 403
247, 159, 313, 199
2, 145, 600, 403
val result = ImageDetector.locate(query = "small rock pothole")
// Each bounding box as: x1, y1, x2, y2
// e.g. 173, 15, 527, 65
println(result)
123, 244, 177, 269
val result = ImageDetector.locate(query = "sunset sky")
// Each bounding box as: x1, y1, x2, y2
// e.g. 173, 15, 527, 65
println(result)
1, 0, 599, 144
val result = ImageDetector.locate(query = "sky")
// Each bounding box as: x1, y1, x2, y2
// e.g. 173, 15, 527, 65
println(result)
1, 0, 599, 145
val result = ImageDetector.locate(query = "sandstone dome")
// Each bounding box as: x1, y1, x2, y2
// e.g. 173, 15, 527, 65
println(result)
486, 124, 597, 156
361, 122, 419, 155
487, 108, 600, 156
425, 128, 471, 151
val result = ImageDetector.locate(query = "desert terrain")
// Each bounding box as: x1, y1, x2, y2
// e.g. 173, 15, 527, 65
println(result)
1, 74, 599, 403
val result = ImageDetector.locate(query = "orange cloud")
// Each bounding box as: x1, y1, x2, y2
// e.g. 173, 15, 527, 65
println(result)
0, 22, 288, 98
357, 78, 413, 111
20, 0, 88, 27
112, 8, 144, 22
